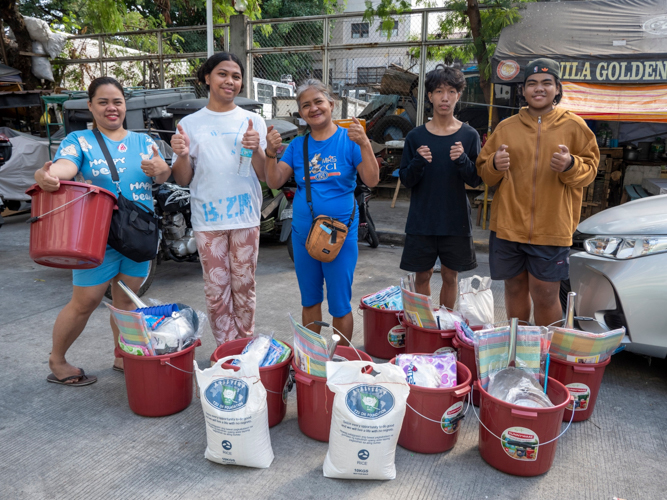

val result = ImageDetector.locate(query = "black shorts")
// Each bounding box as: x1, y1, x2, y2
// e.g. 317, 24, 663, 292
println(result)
400, 234, 477, 273
489, 231, 569, 282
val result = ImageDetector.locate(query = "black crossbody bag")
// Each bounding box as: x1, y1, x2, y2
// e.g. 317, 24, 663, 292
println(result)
303, 133, 356, 263
93, 129, 159, 263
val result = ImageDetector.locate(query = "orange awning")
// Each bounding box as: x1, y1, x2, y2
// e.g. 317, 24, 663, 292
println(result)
560, 82, 667, 123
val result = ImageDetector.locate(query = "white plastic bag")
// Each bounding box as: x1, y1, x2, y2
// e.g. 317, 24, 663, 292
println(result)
194, 354, 274, 468
458, 275, 494, 326
24, 17, 52, 43
31, 42, 54, 82
323, 360, 409, 480
45, 32, 67, 59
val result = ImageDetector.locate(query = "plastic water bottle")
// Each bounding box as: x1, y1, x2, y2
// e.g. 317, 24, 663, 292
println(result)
238, 147, 253, 177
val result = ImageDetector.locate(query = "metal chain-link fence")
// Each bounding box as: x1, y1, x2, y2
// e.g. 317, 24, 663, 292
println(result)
51, 7, 474, 137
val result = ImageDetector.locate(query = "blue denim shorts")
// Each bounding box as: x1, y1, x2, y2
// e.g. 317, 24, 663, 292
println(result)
72, 246, 151, 287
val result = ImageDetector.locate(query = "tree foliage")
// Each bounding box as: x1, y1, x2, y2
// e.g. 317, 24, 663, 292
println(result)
363, 0, 536, 104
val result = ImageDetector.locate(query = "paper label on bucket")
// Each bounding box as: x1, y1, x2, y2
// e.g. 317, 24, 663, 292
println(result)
387, 325, 406, 348
566, 354, 600, 364
501, 427, 539, 462
566, 383, 591, 411
441, 401, 464, 434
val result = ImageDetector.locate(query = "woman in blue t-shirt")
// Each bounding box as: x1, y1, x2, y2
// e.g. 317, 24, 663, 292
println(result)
265, 79, 379, 344
33, 77, 171, 386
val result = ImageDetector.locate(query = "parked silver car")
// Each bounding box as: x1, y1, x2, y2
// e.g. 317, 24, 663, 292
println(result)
565, 194, 667, 358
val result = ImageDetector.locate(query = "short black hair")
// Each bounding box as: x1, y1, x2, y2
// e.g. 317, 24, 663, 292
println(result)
197, 52, 245, 92
425, 64, 466, 94
88, 77, 124, 101
518, 76, 564, 106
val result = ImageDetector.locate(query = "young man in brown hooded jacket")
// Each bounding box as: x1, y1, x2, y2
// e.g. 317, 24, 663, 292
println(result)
476, 58, 599, 327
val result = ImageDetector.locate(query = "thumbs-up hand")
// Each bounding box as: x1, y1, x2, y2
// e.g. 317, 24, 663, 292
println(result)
450, 141, 464, 161
141, 144, 169, 177
494, 144, 510, 171
550, 144, 572, 172
347, 117, 370, 147
171, 123, 190, 158
242, 118, 260, 151
266, 125, 282, 157
35, 161, 61, 192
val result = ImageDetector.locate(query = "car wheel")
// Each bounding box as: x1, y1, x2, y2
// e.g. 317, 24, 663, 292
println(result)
104, 258, 157, 300
370, 115, 414, 144
365, 213, 379, 248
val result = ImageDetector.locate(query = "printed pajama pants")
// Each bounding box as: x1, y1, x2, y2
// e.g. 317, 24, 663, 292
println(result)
194, 227, 260, 345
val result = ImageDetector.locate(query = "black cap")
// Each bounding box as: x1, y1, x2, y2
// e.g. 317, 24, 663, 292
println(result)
525, 58, 561, 82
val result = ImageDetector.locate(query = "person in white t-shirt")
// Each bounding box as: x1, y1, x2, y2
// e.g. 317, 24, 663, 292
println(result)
171, 52, 268, 345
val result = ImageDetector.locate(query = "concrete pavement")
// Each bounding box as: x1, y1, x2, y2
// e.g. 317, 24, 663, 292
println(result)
371, 199, 491, 252
1, 211, 666, 500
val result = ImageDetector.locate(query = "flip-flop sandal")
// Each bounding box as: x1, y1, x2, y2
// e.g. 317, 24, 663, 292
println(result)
47, 368, 97, 387
112, 365, 124, 373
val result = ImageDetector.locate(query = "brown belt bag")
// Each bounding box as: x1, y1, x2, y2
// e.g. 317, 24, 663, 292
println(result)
302, 133, 356, 263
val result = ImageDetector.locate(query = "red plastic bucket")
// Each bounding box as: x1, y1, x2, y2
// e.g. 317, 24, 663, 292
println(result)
26, 181, 116, 269
391, 358, 472, 454
360, 295, 405, 359
475, 378, 573, 476
452, 325, 486, 406
210, 338, 294, 428
115, 339, 200, 417
405, 315, 459, 354
548, 356, 611, 422
292, 346, 372, 442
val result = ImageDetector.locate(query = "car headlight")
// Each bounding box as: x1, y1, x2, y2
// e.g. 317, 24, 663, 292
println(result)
584, 236, 667, 259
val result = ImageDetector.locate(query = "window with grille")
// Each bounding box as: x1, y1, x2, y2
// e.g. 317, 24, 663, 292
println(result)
256, 83, 273, 104
357, 67, 386, 85
351, 23, 369, 39
275, 87, 291, 97
380, 21, 399, 37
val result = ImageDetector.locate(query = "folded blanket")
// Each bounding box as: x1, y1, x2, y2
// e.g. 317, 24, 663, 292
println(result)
549, 326, 625, 363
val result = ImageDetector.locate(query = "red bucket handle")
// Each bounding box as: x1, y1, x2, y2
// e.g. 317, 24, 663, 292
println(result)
573, 365, 596, 374
295, 372, 314, 387
455, 385, 472, 397
511, 408, 538, 419
440, 330, 456, 339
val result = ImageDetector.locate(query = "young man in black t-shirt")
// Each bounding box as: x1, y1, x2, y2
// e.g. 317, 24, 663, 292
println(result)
399, 65, 482, 308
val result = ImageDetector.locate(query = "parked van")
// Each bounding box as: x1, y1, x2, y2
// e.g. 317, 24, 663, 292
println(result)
252, 78, 295, 118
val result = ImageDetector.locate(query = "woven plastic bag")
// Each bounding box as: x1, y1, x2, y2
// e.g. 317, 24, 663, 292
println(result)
458, 275, 494, 326
194, 353, 274, 468
323, 360, 409, 480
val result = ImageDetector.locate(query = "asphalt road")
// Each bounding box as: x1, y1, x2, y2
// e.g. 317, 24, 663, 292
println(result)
1, 212, 665, 500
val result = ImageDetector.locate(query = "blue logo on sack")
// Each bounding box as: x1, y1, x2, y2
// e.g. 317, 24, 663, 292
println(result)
345, 384, 395, 420
222, 440, 232, 450
358, 449, 370, 460
205, 378, 249, 412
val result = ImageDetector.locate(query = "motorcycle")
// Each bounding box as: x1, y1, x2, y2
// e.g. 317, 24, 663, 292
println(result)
105, 181, 196, 299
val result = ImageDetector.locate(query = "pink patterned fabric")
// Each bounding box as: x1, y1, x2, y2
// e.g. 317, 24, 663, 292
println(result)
194, 227, 260, 345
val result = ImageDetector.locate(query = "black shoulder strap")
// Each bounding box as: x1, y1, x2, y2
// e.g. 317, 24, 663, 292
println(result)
302, 133, 315, 219
92, 129, 120, 192
302, 131, 357, 227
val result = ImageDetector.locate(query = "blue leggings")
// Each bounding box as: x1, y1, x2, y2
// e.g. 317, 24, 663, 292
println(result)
292, 225, 358, 318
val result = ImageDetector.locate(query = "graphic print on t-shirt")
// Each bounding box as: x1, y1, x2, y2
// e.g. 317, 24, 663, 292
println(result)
53, 130, 158, 210
307, 153, 342, 181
